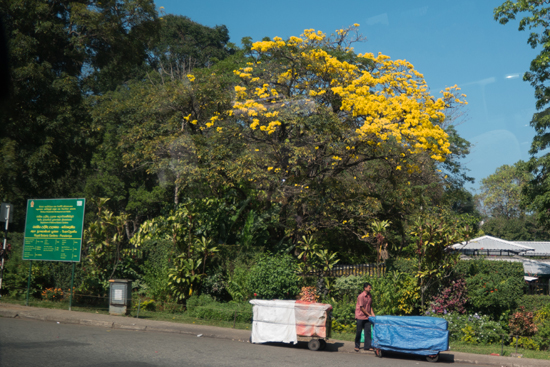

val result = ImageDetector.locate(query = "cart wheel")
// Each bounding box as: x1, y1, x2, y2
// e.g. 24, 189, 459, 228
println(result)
426, 353, 439, 362
308, 338, 321, 351
374, 348, 382, 358
319, 340, 327, 351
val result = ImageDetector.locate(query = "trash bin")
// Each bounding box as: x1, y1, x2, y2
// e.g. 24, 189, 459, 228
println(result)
109, 279, 132, 315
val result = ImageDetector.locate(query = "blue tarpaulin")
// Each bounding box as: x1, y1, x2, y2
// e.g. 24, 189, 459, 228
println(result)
370, 316, 449, 356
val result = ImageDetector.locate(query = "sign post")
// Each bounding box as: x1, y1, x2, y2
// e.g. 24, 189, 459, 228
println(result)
23, 198, 85, 309
0, 202, 13, 295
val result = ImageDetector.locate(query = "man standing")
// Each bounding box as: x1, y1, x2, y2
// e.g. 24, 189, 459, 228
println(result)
355, 282, 375, 352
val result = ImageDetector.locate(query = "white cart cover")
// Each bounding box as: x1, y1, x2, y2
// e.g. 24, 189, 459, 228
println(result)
250, 300, 297, 344
249, 300, 333, 344
295, 301, 332, 338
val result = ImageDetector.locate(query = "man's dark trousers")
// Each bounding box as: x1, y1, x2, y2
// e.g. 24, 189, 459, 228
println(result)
355, 319, 372, 350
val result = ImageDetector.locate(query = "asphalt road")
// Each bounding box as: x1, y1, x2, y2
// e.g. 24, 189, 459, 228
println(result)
0, 318, 489, 367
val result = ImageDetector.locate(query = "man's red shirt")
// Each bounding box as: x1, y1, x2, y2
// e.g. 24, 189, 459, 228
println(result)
355, 291, 372, 320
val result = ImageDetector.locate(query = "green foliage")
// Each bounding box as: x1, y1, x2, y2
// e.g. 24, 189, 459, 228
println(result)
247, 254, 300, 300
200, 272, 230, 302
82, 198, 137, 295
534, 304, 550, 350
151, 14, 232, 72
224, 259, 252, 302
0, 0, 159, 227
481, 215, 550, 241
168, 254, 204, 302
495, 1, 550, 111
368, 271, 419, 315
386, 258, 418, 275
516, 295, 550, 313
459, 259, 524, 318
328, 300, 356, 334
511, 336, 540, 351
186, 295, 252, 323
407, 209, 474, 311
475, 162, 531, 218
134, 299, 157, 311
436, 313, 506, 344
331, 275, 366, 300
1, 233, 31, 297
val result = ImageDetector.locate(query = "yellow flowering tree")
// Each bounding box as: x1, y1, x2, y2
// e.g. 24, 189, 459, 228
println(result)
192, 25, 468, 245
103, 25, 468, 259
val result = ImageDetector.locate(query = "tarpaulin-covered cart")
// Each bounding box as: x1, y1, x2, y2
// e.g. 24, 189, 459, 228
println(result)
249, 300, 332, 351
370, 316, 449, 362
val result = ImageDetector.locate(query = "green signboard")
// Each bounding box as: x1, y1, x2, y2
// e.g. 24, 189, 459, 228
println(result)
23, 198, 86, 262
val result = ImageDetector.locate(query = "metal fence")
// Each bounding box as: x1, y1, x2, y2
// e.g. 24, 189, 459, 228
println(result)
525, 281, 550, 295
309, 263, 386, 277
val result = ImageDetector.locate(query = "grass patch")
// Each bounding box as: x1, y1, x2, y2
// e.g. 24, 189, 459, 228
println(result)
0, 296, 252, 331
449, 341, 550, 360
329, 331, 550, 361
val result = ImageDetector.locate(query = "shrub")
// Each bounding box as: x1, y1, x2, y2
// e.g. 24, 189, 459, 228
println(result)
186, 295, 252, 323
386, 257, 418, 275
509, 306, 538, 337
368, 271, 419, 315
430, 278, 468, 314
41, 288, 64, 301
331, 275, 366, 301
247, 253, 300, 300
511, 336, 540, 351
201, 272, 230, 302
299, 286, 319, 302
328, 300, 356, 334
435, 312, 506, 344
133, 299, 156, 311
459, 259, 524, 318
516, 295, 550, 313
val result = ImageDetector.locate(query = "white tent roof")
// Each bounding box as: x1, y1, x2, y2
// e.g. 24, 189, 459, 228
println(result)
514, 241, 550, 255
452, 236, 535, 252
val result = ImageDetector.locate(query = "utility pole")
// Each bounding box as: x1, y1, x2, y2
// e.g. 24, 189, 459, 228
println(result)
0, 203, 13, 295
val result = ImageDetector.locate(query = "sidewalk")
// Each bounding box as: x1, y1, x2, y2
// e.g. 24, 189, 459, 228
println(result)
0, 302, 547, 367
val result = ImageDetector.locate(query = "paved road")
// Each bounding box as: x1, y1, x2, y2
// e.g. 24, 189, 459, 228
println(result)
0, 318, 490, 367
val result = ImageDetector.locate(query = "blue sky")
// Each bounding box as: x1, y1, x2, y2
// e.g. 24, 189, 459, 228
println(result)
157, 0, 540, 191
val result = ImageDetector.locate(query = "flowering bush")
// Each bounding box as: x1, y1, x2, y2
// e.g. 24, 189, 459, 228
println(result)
509, 306, 538, 337
41, 287, 64, 301
328, 300, 356, 333
460, 259, 524, 318
429, 278, 467, 314
331, 319, 356, 334
435, 312, 506, 344
511, 336, 540, 351
299, 286, 319, 302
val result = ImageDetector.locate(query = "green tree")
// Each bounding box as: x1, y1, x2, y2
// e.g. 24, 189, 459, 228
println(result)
495, 1, 550, 111
99, 25, 470, 261
481, 215, 550, 241
408, 209, 475, 311
149, 14, 233, 74
0, 0, 158, 228
494, 2, 550, 231
475, 161, 531, 218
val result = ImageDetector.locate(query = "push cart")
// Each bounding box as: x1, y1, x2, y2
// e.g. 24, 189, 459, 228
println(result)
249, 299, 332, 351
370, 315, 449, 362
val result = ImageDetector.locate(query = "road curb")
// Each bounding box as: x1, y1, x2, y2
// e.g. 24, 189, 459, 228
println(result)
0, 309, 18, 318
114, 323, 147, 331
80, 319, 114, 328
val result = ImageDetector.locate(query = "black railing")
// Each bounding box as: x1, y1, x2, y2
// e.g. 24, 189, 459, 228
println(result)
309, 263, 386, 277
